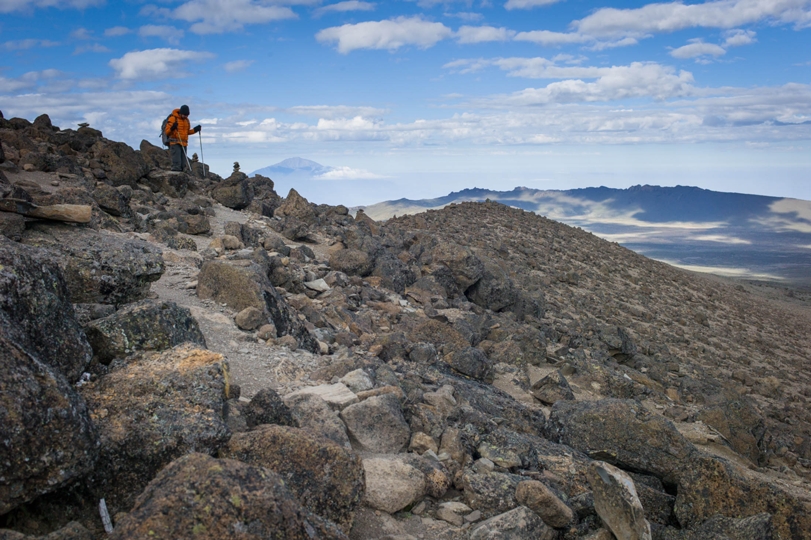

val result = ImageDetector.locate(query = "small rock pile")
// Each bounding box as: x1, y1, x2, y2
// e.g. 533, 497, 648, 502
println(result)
1, 113, 810, 539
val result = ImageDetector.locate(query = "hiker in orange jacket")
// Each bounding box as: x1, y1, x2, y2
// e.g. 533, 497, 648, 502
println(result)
165, 105, 201, 172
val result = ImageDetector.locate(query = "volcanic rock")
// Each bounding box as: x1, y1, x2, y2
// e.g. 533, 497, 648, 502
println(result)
243, 387, 297, 428
340, 393, 410, 453
469, 506, 556, 540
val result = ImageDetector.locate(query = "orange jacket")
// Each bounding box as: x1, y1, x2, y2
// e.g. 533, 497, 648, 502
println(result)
164, 108, 198, 146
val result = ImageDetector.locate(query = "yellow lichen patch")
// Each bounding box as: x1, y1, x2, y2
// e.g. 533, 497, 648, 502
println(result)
176, 349, 224, 371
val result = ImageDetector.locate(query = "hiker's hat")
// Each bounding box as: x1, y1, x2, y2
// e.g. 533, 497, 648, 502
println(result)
180, 105, 190, 115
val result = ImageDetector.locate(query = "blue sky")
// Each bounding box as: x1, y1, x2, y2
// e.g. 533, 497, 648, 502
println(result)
1, 0, 810, 206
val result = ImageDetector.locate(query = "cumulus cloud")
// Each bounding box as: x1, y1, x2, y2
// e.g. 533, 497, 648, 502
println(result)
314, 1, 375, 17
74, 43, 110, 54
109, 48, 215, 80
316, 16, 453, 53
70, 27, 93, 40
0, 0, 103, 13
224, 59, 254, 72
724, 28, 757, 46
171, 0, 297, 34
575, 0, 811, 38
670, 39, 726, 59
139, 25, 184, 44
505, 0, 561, 9
456, 25, 516, 43
514, 30, 590, 46
287, 105, 387, 118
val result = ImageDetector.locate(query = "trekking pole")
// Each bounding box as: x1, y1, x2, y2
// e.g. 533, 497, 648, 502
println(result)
184, 147, 194, 174
198, 131, 207, 179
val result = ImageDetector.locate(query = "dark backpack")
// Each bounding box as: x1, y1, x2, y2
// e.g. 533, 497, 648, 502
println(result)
160, 114, 174, 147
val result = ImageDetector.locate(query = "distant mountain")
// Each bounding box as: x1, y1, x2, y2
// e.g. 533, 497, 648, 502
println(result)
363, 185, 811, 284
250, 158, 395, 205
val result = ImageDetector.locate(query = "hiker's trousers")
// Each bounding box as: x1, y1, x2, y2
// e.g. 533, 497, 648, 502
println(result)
169, 144, 188, 172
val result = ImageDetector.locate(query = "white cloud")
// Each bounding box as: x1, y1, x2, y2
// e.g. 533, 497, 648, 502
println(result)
0, 0, 103, 14
314, 1, 375, 17
670, 39, 726, 59
316, 16, 453, 53
105, 26, 131, 37
287, 105, 387, 118
315, 166, 386, 179
172, 0, 297, 34
505, 0, 561, 9
224, 59, 254, 72
444, 11, 485, 22
2, 39, 59, 50
724, 28, 757, 46
74, 43, 111, 54
139, 25, 184, 45
575, 0, 811, 38
514, 30, 589, 46
109, 48, 215, 80
70, 27, 93, 40
456, 25, 516, 43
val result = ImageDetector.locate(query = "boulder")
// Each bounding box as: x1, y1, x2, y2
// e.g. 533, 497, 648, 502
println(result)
531, 370, 575, 405
91, 140, 149, 187
544, 399, 696, 485
176, 212, 210, 235
220, 425, 365, 532
235, 306, 266, 330
0, 334, 98, 515
696, 397, 766, 464
408, 319, 470, 355
84, 299, 206, 364
372, 254, 416, 295
92, 183, 131, 217
22, 224, 164, 306
275, 188, 316, 222
445, 347, 494, 383
431, 241, 484, 290
657, 513, 775, 540
196, 259, 318, 353
340, 393, 410, 453
469, 506, 556, 540
109, 453, 347, 540
459, 470, 523, 519
0, 211, 25, 241
363, 456, 425, 514
286, 383, 359, 411
515, 480, 574, 528
329, 249, 373, 277
588, 461, 652, 540
465, 257, 517, 312
211, 172, 252, 210
340, 369, 374, 393
674, 453, 811, 539
0, 237, 92, 381
143, 170, 189, 198
244, 387, 297, 428
139, 139, 171, 170
79, 345, 231, 513
284, 393, 352, 448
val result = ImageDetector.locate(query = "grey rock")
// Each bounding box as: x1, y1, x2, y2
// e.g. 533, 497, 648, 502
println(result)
285, 392, 352, 448
235, 306, 266, 330
85, 299, 206, 364
340, 393, 410, 453
466, 257, 517, 312
469, 506, 556, 540
445, 347, 494, 383
588, 461, 652, 540
363, 456, 425, 514
515, 480, 574, 528
531, 370, 575, 405
244, 387, 297, 428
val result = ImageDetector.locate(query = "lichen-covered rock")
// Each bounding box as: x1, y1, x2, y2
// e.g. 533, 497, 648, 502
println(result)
329, 249, 373, 277
85, 299, 206, 363
284, 393, 351, 449
244, 387, 297, 428
109, 453, 348, 540
469, 506, 556, 540
0, 521, 95, 540
0, 334, 98, 515
0, 237, 92, 381
431, 241, 484, 290
544, 399, 696, 485
79, 345, 231, 513
674, 453, 811, 539
445, 347, 494, 383
465, 257, 517, 312
197, 259, 318, 353
143, 169, 189, 198
459, 470, 523, 519
657, 513, 775, 540
275, 188, 316, 222
22, 224, 164, 306
91, 140, 149, 187
531, 370, 575, 405
515, 480, 574, 528
176, 212, 210, 235
0, 211, 25, 242
362, 456, 425, 514
92, 184, 131, 217
211, 172, 252, 210
220, 425, 365, 532
340, 393, 410, 453
588, 461, 651, 540
139, 139, 171, 170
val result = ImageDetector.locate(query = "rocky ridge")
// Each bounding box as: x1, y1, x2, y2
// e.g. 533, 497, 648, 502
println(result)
1, 113, 810, 539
